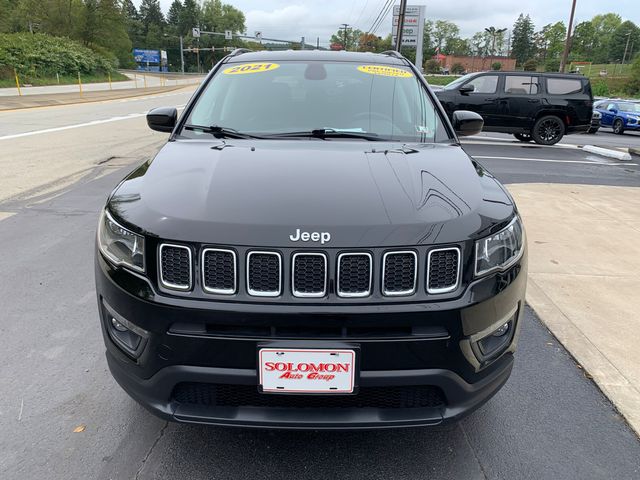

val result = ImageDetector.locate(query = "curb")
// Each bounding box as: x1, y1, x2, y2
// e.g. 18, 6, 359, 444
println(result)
582, 145, 633, 161
526, 278, 640, 437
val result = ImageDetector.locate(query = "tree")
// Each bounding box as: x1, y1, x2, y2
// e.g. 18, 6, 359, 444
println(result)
484, 27, 507, 56
446, 37, 469, 56
200, 0, 245, 35
589, 13, 622, 63
167, 0, 183, 29
433, 20, 459, 52
139, 0, 165, 36
329, 27, 363, 51
571, 21, 596, 60
625, 55, 640, 95
358, 33, 382, 52
610, 21, 640, 63
511, 14, 535, 66
178, 0, 200, 37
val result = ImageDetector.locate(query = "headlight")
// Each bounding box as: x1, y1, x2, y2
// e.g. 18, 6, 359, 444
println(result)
98, 209, 145, 272
474, 216, 524, 276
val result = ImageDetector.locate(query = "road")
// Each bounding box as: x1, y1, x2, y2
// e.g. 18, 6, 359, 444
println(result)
1, 90, 640, 479
471, 128, 640, 149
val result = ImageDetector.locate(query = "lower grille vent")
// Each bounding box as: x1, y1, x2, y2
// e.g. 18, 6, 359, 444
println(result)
172, 383, 446, 409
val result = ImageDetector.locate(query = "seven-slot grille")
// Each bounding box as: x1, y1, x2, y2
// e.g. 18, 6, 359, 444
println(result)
427, 248, 460, 293
202, 248, 236, 294
292, 253, 327, 297
337, 253, 372, 297
159, 244, 192, 291
382, 251, 417, 296
247, 251, 282, 297
158, 245, 462, 298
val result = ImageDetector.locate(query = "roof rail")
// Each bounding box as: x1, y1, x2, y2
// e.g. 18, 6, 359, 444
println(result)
380, 50, 403, 59
228, 48, 252, 57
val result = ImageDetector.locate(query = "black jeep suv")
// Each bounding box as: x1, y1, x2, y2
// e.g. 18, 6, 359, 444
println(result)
435, 71, 593, 145
95, 50, 527, 429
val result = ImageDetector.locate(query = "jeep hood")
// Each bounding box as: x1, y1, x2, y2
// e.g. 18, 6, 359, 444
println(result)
108, 139, 514, 247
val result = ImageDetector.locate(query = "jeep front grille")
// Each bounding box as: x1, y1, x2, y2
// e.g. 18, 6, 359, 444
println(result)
247, 251, 282, 297
202, 248, 236, 295
292, 253, 327, 297
159, 244, 192, 291
382, 251, 417, 296
427, 247, 460, 294
337, 253, 372, 297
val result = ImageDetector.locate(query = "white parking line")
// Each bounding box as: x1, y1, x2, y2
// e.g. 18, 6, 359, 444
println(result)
473, 155, 637, 166
0, 106, 185, 140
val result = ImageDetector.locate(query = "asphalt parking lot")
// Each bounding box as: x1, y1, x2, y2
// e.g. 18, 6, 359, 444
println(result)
1, 90, 640, 478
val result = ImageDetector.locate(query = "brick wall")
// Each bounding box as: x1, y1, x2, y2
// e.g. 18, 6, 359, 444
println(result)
441, 55, 516, 73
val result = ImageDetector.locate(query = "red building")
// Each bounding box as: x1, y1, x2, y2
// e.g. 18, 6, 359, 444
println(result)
436, 55, 516, 73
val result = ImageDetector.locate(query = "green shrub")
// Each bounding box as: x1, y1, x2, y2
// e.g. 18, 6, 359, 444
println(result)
0, 33, 117, 81
523, 59, 537, 71
592, 80, 610, 97
545, 58, 560, 72
625, 56, 640, 96
424, 59, 441, 74
451, 62, 465, 74
491, 62, 502, 71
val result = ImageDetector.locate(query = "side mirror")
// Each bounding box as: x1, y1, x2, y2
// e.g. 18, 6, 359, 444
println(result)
458, 85, 475, 95
147, 107, 177, 133
452, 110, 484, 137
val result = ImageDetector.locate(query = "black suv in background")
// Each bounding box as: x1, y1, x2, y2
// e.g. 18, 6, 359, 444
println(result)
435, 72, 593, 145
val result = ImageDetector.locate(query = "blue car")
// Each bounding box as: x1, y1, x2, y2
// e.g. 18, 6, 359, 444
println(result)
594, 99, 640, 134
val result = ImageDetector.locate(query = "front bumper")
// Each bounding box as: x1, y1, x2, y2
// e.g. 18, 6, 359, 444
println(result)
96, 251, 527, 429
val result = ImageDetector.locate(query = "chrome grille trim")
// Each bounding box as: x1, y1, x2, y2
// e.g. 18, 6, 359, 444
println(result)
291, 252, 327, 298
201, 248, 237, 295
158, 243, 192, 291
336, 252, 373, 298
246, 251, 282, 297
426, 247, 461, 294
382, 250, 418, 296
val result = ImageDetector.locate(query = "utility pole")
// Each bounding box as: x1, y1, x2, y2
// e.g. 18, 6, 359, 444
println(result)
340, 23, 350, 50
179, 35, 185, 74
622, 32, 631, 64
559, 0, 577, 73
394, 0, 408, 51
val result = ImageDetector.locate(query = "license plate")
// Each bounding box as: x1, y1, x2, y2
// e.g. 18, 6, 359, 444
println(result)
258, 348, 356, 393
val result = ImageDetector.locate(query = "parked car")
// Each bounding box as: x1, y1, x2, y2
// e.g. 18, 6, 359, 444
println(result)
95, 49, 527, 429
588, 110, 601, 134
435, 72, 593, 145
594, 99, 640, 134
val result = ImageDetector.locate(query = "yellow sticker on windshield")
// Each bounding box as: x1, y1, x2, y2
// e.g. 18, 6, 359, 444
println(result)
223, 63, 280, 75
357, 65, 413, 78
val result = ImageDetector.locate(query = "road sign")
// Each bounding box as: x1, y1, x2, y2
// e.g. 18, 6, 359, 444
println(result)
192, 27, 200, 38
391, 5, 426, 71
225, 30, 232, 40
255, 31, 262, 40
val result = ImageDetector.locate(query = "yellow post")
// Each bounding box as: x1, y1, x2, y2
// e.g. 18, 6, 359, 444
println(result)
143, 73, 147, 89
14, 69, 22, 96
77, 71, 83, 96
108, 72, 112, 90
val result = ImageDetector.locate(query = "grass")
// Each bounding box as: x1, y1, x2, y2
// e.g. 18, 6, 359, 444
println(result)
424, 75, 459, 86
0, 71, 128, 88
569, 62, 632, 78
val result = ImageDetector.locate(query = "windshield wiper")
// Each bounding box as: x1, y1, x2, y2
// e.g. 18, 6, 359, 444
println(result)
183, 124, 261, 139
266, 128, 383, 141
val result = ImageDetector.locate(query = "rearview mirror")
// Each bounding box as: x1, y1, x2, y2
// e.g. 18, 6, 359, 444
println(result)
147, 107, 177, 133
458, 85, 475, 95
452, 110, 484, 137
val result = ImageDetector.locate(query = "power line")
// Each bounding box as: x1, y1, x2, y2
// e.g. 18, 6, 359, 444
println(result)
369, 0, 395, 36
353, 0, 372, 29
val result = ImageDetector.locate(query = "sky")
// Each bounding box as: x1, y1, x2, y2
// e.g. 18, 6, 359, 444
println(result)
145, 0, 640, 46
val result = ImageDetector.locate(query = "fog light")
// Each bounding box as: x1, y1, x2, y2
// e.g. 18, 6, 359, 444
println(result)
492, 322, 509, 337
111, 317, 128, 332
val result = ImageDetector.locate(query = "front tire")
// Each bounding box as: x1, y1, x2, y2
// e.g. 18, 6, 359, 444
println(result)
532, 115, 565, 145
613, 119, 625, 135
513, 133, 532, 142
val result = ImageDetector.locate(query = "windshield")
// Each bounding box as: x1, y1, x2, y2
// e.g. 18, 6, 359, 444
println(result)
619, 102, 640, 113
182, 61, 449, 142
443, 73, 476, 90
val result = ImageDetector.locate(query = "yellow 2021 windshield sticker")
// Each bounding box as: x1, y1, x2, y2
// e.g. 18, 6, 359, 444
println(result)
357, 65, 413, 78
223, 63, 280, 75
